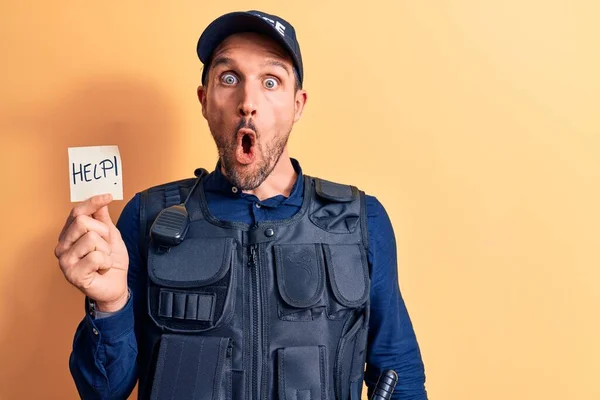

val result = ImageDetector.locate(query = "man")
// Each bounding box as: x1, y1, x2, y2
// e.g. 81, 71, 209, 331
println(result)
55, 10, 427, 400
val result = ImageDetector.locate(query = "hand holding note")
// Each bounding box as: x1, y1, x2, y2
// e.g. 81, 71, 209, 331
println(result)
54, 194, 130, 312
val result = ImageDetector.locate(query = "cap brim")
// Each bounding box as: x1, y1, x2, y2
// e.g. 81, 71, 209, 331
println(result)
197, 12, 301, 81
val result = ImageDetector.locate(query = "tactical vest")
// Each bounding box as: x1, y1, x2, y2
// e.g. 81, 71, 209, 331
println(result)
136, 169, 371, 400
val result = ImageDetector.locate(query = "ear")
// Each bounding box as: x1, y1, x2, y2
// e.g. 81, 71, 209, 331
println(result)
197, 85, 208, 119
293, 89, 308, 123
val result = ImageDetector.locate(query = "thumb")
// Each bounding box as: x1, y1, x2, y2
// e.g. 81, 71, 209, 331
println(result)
93, 203, 125, 248
92, 203, 114, 227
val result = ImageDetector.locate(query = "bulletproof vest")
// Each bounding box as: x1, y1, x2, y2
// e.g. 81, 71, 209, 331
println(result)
137, 169, 371, 400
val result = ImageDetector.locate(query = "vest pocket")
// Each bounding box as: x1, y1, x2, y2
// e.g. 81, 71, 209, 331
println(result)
150, 334, 232, 400
273, 244, 326, 321
323, 244, 369, 319
149, 237, 234, 286
334, 314, 368, 400
147, 237, 236, 332
277, 345, 329, 400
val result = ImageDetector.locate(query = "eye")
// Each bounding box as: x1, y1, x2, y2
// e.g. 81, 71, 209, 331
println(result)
221, 73, 238, 85
264, 78, 278, 89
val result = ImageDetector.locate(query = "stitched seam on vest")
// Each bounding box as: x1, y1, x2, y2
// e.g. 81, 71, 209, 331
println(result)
171, 341, 184, 400
244, 262, 251, 400
280, 349, 286, 400
212, 338, 225, 400
359, 191, 369, 253
192, 339, 204, 398
338, 336, 346, 400
319, 345, 326, 400
259, 244, 270, 399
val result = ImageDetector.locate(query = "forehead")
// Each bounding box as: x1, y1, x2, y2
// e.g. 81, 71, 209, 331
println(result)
211, 32, 292, 65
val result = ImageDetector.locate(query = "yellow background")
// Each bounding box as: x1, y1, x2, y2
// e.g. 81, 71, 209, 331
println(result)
1, 1, 598, 399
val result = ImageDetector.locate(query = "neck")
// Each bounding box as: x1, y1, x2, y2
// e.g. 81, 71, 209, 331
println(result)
240, 150, 297, 201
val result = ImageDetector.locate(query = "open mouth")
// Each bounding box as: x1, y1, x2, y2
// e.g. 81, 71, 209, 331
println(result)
235, 129, 256, 164
242, 133, 252, 154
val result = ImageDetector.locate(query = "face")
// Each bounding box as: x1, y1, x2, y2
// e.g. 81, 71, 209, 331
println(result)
198, 32, 307, 190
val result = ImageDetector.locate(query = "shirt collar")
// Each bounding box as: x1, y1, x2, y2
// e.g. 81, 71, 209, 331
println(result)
203, 158, 304, 207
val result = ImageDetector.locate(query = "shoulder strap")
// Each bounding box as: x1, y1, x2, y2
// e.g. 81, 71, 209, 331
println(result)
314, 177, 357, 202
139, 168, 208, 260
310, 176, 369, 251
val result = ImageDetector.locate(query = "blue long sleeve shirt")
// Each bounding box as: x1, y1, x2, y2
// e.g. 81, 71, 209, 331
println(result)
69, 159, 427, 399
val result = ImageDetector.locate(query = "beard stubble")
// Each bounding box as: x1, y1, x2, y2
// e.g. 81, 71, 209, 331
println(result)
212, 118, 291, 190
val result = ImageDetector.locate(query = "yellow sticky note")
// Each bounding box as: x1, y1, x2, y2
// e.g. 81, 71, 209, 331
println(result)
68, 146, 123, 202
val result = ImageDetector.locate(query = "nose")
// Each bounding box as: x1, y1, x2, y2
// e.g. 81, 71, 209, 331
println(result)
238, 81, 258, 118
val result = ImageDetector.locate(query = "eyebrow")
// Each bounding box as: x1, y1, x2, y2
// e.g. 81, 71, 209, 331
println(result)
210, 56, 291, 76
264, 60, 291, 76
210, 56, 234, 70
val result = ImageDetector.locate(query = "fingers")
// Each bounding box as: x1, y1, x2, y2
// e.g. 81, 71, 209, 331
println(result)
55, 215, 110, 258
60, 231, 111, 267
81, 251, 113, 274
63, 251, 113, 289
58, 194, 113, 241
58, 230, 112, 282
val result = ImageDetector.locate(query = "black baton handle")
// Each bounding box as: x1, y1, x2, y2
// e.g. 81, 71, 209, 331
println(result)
370, 370, 398, 400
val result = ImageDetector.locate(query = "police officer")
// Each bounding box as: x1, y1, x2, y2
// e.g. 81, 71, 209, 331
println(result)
55, 10, 427, 400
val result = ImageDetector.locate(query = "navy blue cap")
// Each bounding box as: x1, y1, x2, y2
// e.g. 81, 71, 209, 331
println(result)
197, 10, 303, 85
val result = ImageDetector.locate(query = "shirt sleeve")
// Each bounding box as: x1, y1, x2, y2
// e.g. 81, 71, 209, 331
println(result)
69, 194, 142, 400
364, 195, 428, 400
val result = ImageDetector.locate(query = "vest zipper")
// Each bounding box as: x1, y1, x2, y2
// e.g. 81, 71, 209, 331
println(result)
249, 244, 257, 269
248, 244, 260, 400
